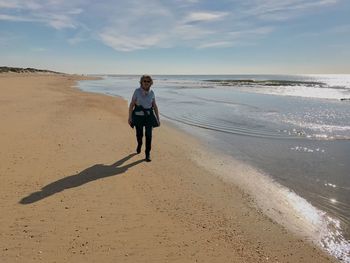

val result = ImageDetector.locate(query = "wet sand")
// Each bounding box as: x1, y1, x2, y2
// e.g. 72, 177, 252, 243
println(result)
0, 73, 337, 262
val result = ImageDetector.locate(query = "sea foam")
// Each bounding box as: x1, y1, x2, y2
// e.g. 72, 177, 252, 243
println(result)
192, 147, 350, 262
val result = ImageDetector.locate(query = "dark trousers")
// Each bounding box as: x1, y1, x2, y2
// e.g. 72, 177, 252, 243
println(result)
135, 124, 152, 155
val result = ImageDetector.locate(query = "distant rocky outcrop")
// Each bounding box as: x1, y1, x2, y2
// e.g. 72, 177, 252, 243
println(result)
0, 66, 62, 74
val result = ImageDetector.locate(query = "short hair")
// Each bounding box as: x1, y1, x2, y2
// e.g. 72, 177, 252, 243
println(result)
140, 75, 153, 85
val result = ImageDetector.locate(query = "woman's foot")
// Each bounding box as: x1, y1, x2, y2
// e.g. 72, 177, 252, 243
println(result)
145, 153, 151, 162
136, 144, 142, 154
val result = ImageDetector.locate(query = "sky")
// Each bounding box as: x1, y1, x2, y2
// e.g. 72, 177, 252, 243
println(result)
1, 0, 350, 74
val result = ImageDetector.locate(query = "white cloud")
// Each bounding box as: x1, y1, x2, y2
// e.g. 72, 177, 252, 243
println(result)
0, 0, 82, 29
0, 0, 341, 51
184, 11, 228, 23
198, 41, 233, 49
100, 32, 165, 52
173, 24, 215, 40
0, 0, 44, 10
0, 2, 19, 8
229, 27, 274, 39
245, 0, 339, 20
95, 0, 339, 51
46, 13, 78, 29
0, 14, 33, 22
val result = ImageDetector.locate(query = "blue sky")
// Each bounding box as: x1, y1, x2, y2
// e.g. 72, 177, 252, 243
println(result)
1, 0, 349, 74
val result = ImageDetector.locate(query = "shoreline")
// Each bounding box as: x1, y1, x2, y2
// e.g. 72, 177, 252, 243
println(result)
0, 73, 337, 262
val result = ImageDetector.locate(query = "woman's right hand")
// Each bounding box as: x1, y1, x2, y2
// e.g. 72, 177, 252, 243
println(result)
128, 117, 133, 127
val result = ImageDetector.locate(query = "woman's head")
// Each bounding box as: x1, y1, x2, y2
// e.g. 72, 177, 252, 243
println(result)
140, 75, 153, 91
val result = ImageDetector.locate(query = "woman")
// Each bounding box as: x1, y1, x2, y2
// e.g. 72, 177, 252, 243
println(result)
128, 75, 160, 162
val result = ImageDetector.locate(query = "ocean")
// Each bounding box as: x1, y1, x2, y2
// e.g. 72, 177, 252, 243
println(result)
78, 74, 350, 262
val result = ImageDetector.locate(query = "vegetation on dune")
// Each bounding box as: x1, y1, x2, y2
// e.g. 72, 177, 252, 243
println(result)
0, 66, 61, 74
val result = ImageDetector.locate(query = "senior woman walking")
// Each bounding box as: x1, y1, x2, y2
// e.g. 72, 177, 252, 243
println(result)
128, 75, 160, 162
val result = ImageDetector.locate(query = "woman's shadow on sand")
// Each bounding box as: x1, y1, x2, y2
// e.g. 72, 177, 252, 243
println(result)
20, 153, 144, 204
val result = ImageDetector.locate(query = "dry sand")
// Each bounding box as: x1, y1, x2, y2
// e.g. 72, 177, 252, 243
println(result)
0, 73, 337, 262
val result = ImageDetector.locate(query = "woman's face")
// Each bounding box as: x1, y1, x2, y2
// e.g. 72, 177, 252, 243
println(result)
141, 78, 152, 91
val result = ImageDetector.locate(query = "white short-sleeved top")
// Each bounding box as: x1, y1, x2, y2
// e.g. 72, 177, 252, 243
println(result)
132, 87, 155, 109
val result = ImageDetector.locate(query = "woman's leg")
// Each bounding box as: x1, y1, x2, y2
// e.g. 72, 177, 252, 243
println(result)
135, 125, 143, 153
145, 124, 153, 161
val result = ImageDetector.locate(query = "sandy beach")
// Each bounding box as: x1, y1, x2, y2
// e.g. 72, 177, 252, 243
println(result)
0, 73, 337, 262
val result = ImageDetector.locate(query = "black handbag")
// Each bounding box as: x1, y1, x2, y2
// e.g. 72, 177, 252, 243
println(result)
150, 110, 159, 128
132, 106, 159, 128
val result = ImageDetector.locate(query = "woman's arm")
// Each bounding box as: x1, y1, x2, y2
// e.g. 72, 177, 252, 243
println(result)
128, 100, 136, 126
